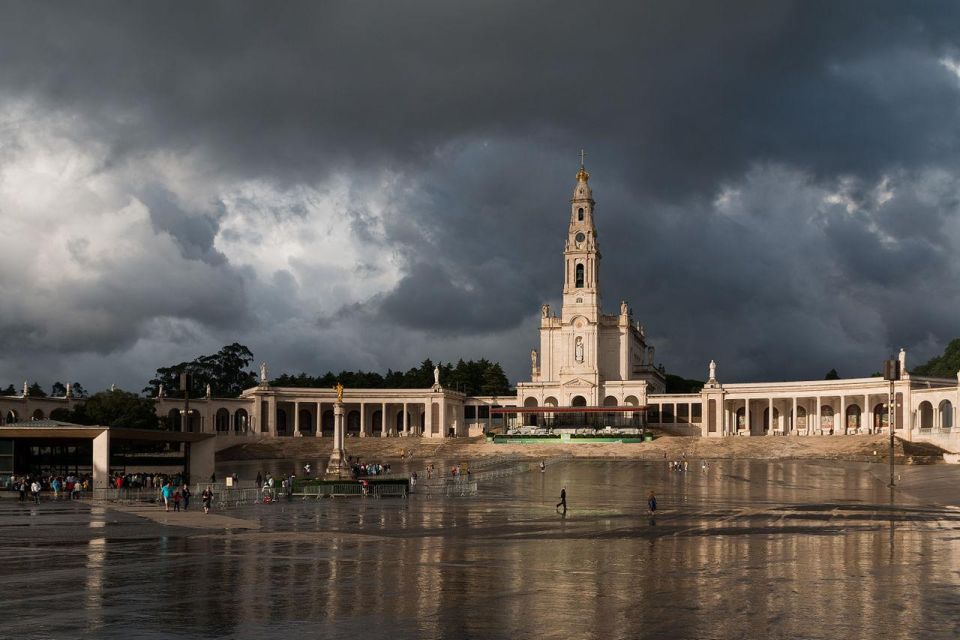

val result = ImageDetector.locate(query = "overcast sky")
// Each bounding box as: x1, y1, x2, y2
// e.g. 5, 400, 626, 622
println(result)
2, 1, 960, 393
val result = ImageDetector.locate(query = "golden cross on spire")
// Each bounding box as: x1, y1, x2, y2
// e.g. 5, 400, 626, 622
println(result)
579, 148, 586, 167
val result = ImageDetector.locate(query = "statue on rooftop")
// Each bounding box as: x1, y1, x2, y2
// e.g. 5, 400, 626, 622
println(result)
335, 382, 344, 403
259, 361, 268, 384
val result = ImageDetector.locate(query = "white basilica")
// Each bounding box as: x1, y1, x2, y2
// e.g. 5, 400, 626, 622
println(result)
518, 161, 664, 415
3, 160, 960, 453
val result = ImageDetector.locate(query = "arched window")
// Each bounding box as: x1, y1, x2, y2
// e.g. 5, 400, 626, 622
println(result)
919, 401, 934, 429
215, 408, 231, 432
234, 409, 248, 433
571, 395, 587, 407
577, 207, 584, 221
575, 263, 584, 288
940, 400, 953, 429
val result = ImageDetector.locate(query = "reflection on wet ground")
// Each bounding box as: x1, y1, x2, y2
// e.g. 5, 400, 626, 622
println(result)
4, 459, 960, 639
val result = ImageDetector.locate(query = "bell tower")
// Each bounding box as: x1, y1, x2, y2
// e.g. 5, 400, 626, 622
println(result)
561, 152, 601, 322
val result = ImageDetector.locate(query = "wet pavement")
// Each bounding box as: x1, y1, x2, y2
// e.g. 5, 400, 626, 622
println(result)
4, 459, 960, 639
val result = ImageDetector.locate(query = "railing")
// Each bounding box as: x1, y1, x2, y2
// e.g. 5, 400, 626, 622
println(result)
90, 487, 161, 503
414, 480, 478, 497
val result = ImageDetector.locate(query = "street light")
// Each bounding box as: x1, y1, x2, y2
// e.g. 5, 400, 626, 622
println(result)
179, 372, 195, 432
882, 359, 901, 488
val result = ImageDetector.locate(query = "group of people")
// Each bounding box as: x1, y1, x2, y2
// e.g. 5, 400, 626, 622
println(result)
7, 474, 91, 503
112, 472, 184, 490
159, 481, 214, 514
351, 461, 391, 478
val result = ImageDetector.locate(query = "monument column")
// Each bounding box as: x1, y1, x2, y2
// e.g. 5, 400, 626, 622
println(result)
791, 397, 797, 435
382, 401, 388, 438
768, 398, 773, 435
326, 401, 348, 478
359, 402, 366, 438
267, 398, 276, 436
294, 400, 301, 436
744, 400, 750, 436
317, 401, 322, 437
403, 402, 409, 436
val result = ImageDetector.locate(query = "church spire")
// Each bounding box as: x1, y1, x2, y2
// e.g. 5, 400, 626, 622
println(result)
562, 152, 601, 320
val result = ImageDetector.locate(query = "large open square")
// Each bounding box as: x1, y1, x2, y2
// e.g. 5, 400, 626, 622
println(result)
4, 458, 960, 639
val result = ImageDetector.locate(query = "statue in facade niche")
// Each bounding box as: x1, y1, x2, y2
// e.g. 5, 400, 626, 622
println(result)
575, 337, 584, 363
259, 361, 268, 383
531, 349, 538, 371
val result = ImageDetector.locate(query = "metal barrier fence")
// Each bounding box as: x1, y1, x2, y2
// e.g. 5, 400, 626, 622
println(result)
413, 480, 478, 497
91, 487, 161, 503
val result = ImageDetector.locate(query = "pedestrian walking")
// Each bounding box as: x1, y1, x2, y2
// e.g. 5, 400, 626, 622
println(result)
173, 490, 182, 512
201, 487, 213, 514
556, 487, 567, 513
30, 479, 41, 505
161, 482, 173, 512
647, 491, 657, 515
181, 484, 191, 511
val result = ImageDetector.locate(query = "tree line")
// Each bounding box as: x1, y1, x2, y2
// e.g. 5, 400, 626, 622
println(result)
272, 358, 512, 396
1, 344, 513, 429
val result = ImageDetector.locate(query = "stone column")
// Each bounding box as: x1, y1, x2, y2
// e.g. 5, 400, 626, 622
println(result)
866, 397, 873, 434
317, 401, 323, 437
359, 402, 366, 438
768, 398, 773, 435
791, 397, 797, 435
425, 402, 433, 437
188, 437, 216, 485
744, 400, 750, 436
440, 400, 447, 438
267, 399, 276, 437
294, 400, 301, 436
839, 395, 846, 434
92, 429, 110, 490
403, 402, 409, 436
816, 397, 822, 436
381, 401, 388, 438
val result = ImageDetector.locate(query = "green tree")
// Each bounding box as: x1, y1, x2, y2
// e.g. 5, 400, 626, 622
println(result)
824, 369, 840, 380
71, 382, 88, 398
665, 374, 704, 394
64, 389, 160, 429
912, 338, 960, 377
51, 381, 67, 397
27, 382, 47, 398
145, 343, 258, 398
0, 384, 15, 396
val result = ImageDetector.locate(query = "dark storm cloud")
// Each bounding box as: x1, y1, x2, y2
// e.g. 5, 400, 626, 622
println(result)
2, 1, 960, 389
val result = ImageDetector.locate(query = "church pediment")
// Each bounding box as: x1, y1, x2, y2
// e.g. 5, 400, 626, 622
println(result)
562, 377, 596, 388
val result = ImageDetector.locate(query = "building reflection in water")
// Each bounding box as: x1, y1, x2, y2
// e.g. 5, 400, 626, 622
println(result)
17, 459, 957, 638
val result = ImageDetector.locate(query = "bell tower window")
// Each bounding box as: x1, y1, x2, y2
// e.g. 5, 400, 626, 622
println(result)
577, 207, 584, 221
575, 263, 584, 288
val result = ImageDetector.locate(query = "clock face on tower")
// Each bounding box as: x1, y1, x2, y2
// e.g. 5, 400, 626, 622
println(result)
575, 232, 585, 244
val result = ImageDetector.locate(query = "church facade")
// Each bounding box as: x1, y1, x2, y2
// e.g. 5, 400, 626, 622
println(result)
517, 162, 664, 415
2, 161, 960, 452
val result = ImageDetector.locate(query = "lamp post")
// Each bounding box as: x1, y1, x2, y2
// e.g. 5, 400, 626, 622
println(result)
179, 372, 195, 433
883, 359, 901, 488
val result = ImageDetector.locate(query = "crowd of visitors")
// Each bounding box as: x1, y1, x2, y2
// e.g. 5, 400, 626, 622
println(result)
6, 474, 92, 502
